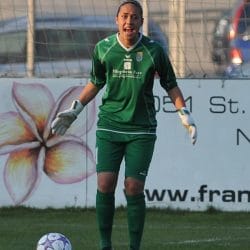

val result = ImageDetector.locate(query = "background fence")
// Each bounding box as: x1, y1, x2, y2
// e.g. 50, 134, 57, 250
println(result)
0, 0, 240, 78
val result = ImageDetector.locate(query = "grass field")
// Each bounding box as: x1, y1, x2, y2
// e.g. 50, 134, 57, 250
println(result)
1, 206, 250, 250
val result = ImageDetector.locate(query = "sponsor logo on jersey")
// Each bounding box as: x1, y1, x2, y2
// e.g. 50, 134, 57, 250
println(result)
112, 54, 143, 79
124, 61, 132, 70
123, 56, 132, 70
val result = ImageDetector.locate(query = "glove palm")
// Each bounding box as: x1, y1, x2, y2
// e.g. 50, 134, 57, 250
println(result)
51, 100, 84, 135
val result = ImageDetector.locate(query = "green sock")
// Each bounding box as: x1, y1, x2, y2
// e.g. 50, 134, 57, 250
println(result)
126, 193, 146, 250
96, 190, 115, 249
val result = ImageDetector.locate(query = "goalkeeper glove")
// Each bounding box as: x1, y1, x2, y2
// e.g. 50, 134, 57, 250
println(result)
178, 107, 197, 145
51, 100, 84, 135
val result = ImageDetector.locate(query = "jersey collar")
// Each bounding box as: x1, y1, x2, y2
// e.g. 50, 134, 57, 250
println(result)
116, 33, 142, 52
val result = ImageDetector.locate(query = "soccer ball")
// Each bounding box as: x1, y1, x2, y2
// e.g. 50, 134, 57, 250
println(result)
36, 232, 72, 250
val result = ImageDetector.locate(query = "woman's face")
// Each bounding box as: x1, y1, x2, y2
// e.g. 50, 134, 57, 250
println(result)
116, 3, 143, 47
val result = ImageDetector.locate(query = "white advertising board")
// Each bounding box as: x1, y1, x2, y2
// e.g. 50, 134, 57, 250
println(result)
0, 78, 248, 211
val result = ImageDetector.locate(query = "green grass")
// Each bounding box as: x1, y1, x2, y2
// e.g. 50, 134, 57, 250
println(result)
1, 206, 250, 249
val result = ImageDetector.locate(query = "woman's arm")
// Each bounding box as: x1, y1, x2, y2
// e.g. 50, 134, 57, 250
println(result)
78, 81, 100, 105
167, 86, 186, 110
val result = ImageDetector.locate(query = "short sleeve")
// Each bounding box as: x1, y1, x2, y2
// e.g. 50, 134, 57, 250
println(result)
90, 45, 106, 89
156, 46, 178, 92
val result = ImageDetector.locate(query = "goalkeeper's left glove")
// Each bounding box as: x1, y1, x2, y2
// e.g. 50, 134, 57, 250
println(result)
178, 107, 197, 145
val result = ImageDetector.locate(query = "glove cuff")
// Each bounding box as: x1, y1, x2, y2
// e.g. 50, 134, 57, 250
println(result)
178, 107, 190, 116
71, 100, 85, 116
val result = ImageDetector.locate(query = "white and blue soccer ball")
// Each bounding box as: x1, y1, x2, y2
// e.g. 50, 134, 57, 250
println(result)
36, 232, 72, 250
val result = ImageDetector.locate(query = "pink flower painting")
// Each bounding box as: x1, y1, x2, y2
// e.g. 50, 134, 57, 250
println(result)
0, 82, 96, 205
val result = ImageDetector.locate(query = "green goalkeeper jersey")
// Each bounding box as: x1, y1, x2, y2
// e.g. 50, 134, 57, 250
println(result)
90, 33, 177, 134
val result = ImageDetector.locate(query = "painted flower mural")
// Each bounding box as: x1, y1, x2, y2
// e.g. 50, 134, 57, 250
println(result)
0, 82, 96, 205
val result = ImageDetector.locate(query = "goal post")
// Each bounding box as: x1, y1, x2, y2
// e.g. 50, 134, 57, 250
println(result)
26, 0, 35, 77
142, 0, 149, 36
168, 0, 186, 77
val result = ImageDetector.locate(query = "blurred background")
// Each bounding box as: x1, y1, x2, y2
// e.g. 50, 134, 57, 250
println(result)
0, 0, 249, 78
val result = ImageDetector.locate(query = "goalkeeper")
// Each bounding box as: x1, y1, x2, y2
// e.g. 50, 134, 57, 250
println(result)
51, 0, 197, 249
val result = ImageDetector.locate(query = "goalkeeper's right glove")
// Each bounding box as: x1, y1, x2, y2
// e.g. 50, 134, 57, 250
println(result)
51, 100, 84, 136
178, 107, 197, 145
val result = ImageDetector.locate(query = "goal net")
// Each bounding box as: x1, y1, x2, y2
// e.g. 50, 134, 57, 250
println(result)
0, 0, 237, 78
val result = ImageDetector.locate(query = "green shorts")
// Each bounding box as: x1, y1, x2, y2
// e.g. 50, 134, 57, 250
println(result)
96, 130, 157, 182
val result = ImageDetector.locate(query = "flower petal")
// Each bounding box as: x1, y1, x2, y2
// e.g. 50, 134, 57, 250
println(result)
12, 82, 55, 137
45, 141, 96, 184
0, 112, 39, 154
46, 134, 83, 148
4, 149, 41, 205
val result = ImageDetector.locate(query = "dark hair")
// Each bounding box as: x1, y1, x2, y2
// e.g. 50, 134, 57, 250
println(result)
116, 0, 143, 17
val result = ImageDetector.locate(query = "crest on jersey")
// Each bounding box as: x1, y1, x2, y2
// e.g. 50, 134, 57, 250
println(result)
136, 52, 143, 62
